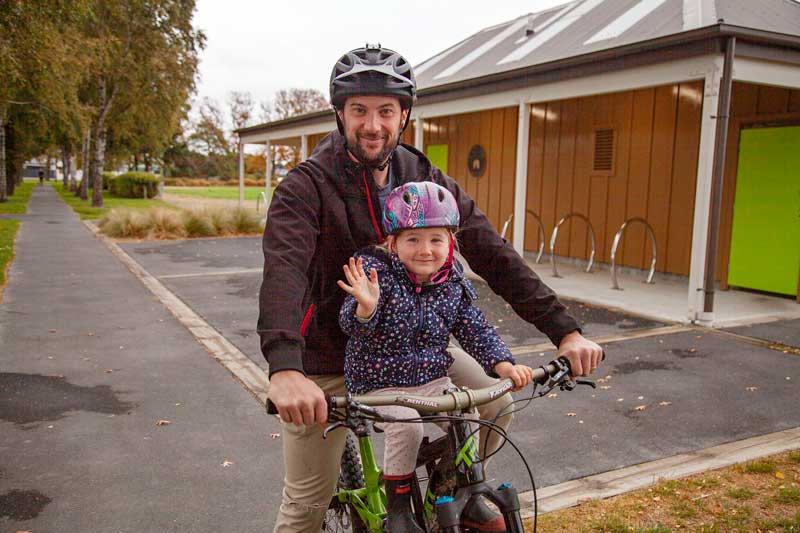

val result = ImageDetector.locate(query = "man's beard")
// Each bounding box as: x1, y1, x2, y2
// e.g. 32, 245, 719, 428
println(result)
347, 130, 397, 169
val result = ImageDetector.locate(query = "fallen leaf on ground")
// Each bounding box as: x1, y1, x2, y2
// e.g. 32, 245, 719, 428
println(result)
155, 419, 171, 427
221, 460, 233, 467
659, 401, 672, 406
617, 398, 624, 402
49, 329, 57, 333
634, 405, 647, 411
775, 471, 786, 479
270, 433, 280, 439
547, 393, 558, 398
600, 385, 611, 390
566, 412, 577, 417
87, 332, 95, 336
746, 386, 758, 392
105, 369, 113, 373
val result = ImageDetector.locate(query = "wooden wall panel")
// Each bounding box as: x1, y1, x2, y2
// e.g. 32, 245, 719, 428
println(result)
541, 102, 562, 243
526, 105, 547, 251
554, 99, 577, 256
604, 91, 633, 263
569, 97, 593, 260
666, 82, 703, 275
418, 108, 517, 233
307, 132, 328, 153
757, 86, 791, 115
500, 106, 518, 242
625, 88, 656, 268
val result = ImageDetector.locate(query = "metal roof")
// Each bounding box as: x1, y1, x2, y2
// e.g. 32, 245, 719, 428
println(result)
414, 0, 800, 90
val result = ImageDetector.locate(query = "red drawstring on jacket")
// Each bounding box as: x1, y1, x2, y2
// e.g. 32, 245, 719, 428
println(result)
362, 169, 384, 242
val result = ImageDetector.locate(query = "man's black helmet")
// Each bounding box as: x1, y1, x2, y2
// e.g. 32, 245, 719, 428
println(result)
330, 44, 416, 110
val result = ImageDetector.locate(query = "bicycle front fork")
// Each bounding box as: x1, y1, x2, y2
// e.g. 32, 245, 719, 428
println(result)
433, 482, 524, 533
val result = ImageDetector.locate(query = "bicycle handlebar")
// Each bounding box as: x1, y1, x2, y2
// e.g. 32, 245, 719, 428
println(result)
266, 357, 591, 416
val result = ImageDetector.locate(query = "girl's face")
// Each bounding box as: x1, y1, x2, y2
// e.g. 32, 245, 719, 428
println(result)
390, 227, 451, 282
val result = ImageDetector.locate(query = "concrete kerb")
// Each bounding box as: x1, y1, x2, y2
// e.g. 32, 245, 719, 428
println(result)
86, 223, 800, 518
83, 221, 269, 405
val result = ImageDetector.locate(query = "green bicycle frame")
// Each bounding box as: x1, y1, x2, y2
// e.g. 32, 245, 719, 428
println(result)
332, 434, 387, 530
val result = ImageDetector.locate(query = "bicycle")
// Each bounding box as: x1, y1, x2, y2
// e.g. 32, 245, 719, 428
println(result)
269, 356, 598, 532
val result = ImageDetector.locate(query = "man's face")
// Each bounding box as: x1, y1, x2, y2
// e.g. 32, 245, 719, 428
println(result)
338, 96, 409, 167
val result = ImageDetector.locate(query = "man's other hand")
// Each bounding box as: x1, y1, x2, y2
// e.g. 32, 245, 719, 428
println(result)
267, 370, 328, 427
557, 331, 603, 377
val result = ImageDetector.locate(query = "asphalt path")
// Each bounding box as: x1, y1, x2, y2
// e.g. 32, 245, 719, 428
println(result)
117, 237, 800, 500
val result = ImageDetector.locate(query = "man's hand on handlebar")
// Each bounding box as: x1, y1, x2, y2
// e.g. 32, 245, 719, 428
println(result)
557, 331, 604, 378
267, 370, 328, 427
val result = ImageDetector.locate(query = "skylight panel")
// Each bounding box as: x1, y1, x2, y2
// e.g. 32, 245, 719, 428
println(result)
434, 18, 530, 79
584, 0, 669, 45
498, 0, 607, 65
415, 38, 474, 76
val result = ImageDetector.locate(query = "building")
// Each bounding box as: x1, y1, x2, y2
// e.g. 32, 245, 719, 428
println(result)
236, 0, 800, 324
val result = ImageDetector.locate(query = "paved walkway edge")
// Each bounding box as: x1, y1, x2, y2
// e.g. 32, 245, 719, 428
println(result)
523, 426, 800, 518
85, 223, 800, 520
84, 221, 270, 405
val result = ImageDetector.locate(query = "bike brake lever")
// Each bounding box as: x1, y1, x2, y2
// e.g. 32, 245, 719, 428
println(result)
323, 422, 346, 439
576, 378, 597, 389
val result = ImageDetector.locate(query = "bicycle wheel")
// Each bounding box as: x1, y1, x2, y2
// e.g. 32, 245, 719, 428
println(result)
322, 431, 369, 533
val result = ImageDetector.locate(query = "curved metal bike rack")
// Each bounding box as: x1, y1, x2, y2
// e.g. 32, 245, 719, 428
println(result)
610, 217, 657, 290
499, 210, 546, 264
256, 191, 268, 213
549, 213, 595, 278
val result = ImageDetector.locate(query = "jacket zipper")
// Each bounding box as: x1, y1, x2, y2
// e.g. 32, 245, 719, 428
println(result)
413, 292, 425, 385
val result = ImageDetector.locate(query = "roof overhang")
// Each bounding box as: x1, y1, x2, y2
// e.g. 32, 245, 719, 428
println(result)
236, 23, 800, 142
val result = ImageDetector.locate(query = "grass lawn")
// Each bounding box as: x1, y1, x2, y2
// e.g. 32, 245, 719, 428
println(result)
0, 180, 36, 214
0, 219, 20, 294
164, 186, 267, 202
533, 449, 800, 532
53, 182, 174, 220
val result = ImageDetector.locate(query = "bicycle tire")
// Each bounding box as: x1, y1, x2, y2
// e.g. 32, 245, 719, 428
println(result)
322, 431, 369, 533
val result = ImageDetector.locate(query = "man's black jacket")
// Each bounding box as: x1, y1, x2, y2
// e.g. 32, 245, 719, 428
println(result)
257, 130, 580, 376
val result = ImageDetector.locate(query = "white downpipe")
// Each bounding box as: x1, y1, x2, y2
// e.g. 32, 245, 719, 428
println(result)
687, 54, 724, 326
300, 134, 308, 161
238, 142, 245, 208
512, 101, 531, 254
415, 116, 424, 151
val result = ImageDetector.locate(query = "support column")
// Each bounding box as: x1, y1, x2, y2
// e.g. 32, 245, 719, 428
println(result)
414, 116, 424, 151
265, 140, 273, 208
300, 135, 308, 161
512, 101, 531, 254
238, 142, 244, 208
687, 55, 724, 325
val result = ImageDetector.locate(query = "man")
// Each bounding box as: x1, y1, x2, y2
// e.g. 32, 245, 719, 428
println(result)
259, 45, 603, 532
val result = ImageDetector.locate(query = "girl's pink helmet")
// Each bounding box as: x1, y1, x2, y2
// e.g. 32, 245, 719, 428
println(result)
382, 182, 459, 235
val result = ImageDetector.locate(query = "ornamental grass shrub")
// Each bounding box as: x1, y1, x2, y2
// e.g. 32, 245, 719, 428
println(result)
108, 172, 161, 198
98, 206, 264, 239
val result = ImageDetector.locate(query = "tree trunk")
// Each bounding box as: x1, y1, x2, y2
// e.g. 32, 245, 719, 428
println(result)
62, 145, 70, 189
0, 106, 7, 203
91, 124, 106, 207
45, 153, 51, 182
144, 152, 151, 172
78, 127, 90, 199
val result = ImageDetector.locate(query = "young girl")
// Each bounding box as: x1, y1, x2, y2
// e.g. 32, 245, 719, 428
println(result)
338, 181, 534, 531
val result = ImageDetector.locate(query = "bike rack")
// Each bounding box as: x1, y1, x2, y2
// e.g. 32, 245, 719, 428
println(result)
256, 191, 268, 213
549, 213, 595, 278
610, 217, 657, 290
499, 210, 546, 264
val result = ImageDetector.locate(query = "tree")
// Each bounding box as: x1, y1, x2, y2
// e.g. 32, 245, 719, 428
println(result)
0, 1, 89, 201
79, 0, 205, 206
272, 88, 328, 120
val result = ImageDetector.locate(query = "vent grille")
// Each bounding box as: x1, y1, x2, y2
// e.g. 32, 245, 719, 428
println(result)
593, 128, 615, 173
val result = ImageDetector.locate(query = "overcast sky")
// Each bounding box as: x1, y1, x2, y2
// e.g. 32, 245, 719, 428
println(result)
193, 0, 566, 123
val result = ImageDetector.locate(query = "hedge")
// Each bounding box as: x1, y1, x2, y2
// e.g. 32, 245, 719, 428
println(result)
102, 172, 115, 190
108, 171, 161, 198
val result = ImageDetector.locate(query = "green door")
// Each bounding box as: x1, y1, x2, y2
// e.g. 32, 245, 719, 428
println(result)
728, 126, 800, 296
